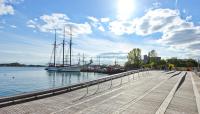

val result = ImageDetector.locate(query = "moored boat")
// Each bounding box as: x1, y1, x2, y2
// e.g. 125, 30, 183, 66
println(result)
45, 26, 81, 72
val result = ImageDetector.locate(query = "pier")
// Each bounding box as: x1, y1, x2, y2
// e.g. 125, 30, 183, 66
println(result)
0, 70, 200, 114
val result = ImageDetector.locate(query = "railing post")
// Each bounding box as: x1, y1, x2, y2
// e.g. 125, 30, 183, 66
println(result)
143, 69, 145, 77
128, 74, 130, 82
86, 84, 89, 94
110, 77, 112, 88
93, 81, 100, 94
120, 77, 122, 85
146, 69, 148, 75
97, 81, 100, 92
133, 73, 134, 80
138, 70, 139, 77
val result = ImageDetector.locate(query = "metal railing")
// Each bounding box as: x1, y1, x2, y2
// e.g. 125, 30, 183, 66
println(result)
0, 69, 150, 107
195, 71, 200, 77
194, 68, 200, 77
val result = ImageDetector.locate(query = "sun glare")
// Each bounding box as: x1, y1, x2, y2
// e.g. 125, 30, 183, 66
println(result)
117, 0, 134, 20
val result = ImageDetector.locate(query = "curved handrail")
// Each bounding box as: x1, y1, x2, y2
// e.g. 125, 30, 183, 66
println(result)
0, 68, 149, 105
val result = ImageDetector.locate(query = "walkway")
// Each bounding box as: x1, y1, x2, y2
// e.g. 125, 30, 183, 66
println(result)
0, 71, 199, 114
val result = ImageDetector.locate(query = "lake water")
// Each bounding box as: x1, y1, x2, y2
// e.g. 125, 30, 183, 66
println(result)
0, 67, 107, 97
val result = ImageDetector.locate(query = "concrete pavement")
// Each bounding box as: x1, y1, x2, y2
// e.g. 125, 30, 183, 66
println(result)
0, 71, 200, 114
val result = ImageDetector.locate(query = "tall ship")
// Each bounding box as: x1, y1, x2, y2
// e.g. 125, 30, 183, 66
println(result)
45, 26, 81, 72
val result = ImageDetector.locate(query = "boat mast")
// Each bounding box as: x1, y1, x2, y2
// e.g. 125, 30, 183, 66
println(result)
82, 53, 85, 66
198, 59, 199, 70
54, 29, 57, 67
69, 26, 72, 66
63, 27, 65, 66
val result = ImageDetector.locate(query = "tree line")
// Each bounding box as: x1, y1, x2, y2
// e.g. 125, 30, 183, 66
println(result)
125, 48, 199, 70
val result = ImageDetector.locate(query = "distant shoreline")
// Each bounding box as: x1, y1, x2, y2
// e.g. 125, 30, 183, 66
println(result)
0, 62, 46, 67
0, 66, 45, 67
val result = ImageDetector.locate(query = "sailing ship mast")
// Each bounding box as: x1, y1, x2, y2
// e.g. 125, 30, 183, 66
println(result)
69, 26, 72, 66
45, 27, 81, 72
53, 29, 57, 67
63, 27, 65, 66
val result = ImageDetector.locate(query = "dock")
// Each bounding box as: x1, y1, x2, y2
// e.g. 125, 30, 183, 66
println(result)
0, 70, 200, 114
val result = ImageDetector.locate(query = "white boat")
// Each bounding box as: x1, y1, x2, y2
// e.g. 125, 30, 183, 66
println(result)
45, 27, 81, 72
58, 65, 81, 72
45, 67, 58, 71
45, 65, 81, 72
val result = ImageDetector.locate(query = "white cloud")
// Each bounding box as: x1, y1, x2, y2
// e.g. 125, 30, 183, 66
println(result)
107, 8, 200, 58
27, 20, 37, 28
73, 36, 134, 56
135, 9, 183, 36
98, 26, 105, 32
0, 0, 23, 16
87, 16, 107, 32
187, 42, 200, 51
100, 18, 110, 22
158, 27, 200, 45
10, 24, 16, 28
38, 13, 69, 33
109, 20, 136, 35
137, 9, 200, 58
0, 0, 14, 15
186, 15, 192, 21
27, 13, 92, 37
109, 9, 185, 36
69, 22, 92, 36
26, 9, 199, 59
138, 9, 199, 58
87, 16, 98, 22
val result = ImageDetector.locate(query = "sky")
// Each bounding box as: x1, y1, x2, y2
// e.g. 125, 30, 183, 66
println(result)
0, 0, 200, 65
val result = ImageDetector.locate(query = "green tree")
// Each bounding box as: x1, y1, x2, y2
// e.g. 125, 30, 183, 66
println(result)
148, 50, 157, 63
168, 64, 175, 70
148, 50, 157, 58
167, 58, 198, 67
157, 59, 167, 69
125, 48, 142, 69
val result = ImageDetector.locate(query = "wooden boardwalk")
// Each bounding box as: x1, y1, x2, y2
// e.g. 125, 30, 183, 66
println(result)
0, 71, 199, 114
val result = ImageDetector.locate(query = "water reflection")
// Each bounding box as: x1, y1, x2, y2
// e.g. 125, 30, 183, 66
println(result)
46, 71, 85, 87
0, 67, 107, 97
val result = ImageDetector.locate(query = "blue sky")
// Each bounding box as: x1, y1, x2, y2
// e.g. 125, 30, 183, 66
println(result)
0, 0, 200, 65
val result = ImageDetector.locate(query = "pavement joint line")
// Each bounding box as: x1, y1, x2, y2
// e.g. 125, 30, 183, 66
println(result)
50, 72, 163, 114
113, 73, 172, 114
71, 71, 160, 102
75, 73, 167, 114
155, 72, 184, 114
0, 71, 174, 113
191, 72, 200, 114
50, 79, 137, 114
72, 73, 150, 102
75, 92, 124, 114
55, 73, 143, 103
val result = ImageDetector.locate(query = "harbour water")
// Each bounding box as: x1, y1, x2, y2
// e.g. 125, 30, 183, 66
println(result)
0, 67, 107, 97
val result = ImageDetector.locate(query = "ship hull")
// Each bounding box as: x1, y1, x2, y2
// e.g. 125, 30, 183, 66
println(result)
45, 67, 59, 71
45, 66, 81, 72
